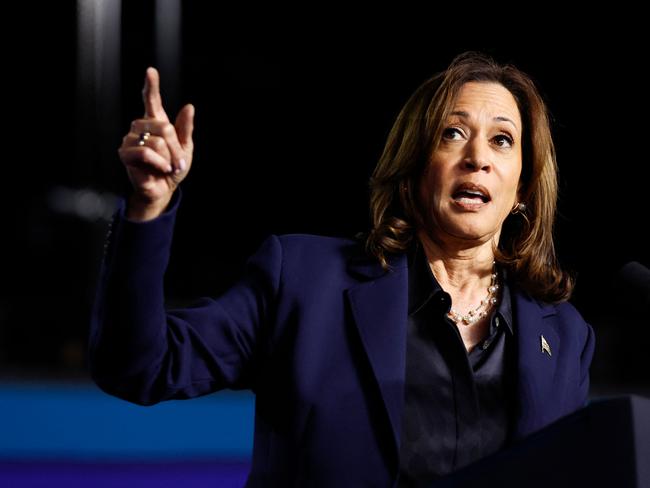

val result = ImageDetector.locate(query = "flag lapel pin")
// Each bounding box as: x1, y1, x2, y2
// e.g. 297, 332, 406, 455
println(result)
540, 335, 552, 356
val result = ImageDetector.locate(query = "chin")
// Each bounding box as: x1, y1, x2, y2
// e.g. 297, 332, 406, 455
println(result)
423, 207, 501, 244
440, 219, 496, 244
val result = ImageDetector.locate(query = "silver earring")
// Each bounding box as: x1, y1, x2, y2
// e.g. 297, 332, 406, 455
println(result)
511, 202, 526, 215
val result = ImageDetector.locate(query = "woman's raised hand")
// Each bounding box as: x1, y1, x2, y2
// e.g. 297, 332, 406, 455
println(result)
118, 67, 195, 221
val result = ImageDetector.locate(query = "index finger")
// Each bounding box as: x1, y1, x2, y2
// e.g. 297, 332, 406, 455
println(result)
142, 67, 169, 122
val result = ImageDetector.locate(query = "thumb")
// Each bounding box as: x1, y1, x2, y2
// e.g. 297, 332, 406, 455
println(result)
175, 104, 195, 152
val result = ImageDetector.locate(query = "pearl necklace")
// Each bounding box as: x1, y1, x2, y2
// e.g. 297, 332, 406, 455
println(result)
446, 262, 500, 326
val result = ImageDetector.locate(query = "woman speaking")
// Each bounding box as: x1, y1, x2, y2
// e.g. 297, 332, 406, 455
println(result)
89, 52, 595, 487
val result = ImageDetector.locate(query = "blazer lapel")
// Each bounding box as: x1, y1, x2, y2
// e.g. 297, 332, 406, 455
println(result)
345, 252, 408, 471
344, 252, 562, 459
511, 290, 560, 440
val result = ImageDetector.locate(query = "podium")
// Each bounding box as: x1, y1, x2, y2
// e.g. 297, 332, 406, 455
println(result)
434, 395, 650, 488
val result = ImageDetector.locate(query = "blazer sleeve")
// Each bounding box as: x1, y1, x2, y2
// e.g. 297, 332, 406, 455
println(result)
88, 188, 282, 405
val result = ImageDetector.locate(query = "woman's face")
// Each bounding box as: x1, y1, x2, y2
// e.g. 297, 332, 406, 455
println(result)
418, 81, 523, 246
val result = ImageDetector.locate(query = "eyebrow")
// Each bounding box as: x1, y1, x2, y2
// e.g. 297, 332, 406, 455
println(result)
450, 110, 519, 132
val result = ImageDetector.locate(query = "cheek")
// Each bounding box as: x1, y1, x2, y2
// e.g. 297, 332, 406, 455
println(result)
419, 163, 448, 202
418, 174, 442, 212
511, 171, 523, 203
501, 163, 523, 203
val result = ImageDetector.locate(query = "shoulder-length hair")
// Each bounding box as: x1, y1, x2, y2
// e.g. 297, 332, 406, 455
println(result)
362, 51, 573, 303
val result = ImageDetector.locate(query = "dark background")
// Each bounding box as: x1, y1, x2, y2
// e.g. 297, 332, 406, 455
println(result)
2, 4, 648, 395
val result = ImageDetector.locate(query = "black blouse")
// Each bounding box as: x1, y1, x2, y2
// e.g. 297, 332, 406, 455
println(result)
398, 239, 516, 486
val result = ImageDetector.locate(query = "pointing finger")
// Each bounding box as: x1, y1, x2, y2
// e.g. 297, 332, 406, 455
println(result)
142, 67, 169, 122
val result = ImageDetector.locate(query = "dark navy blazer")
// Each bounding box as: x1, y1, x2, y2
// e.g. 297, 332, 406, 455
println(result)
89, 190, 596, 487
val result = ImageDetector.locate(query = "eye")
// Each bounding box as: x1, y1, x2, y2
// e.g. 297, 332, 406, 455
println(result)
493, 134, 514, 148
442, 127, 464, 141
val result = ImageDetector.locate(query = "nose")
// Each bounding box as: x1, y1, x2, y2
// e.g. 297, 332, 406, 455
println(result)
463, 137, 491, 172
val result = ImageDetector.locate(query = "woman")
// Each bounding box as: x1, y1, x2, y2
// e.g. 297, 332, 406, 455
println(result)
90, 52, 595, 487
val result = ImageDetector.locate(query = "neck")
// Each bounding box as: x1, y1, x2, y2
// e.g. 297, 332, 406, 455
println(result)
416, 228, 498, 315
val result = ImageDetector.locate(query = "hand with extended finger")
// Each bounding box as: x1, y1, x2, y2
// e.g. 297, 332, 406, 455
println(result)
118, 67, 195, 221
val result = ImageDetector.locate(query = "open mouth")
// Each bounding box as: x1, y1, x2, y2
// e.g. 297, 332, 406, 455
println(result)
452, 182, 491, 205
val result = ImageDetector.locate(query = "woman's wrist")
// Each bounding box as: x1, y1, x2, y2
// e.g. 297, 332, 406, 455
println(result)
125, 192, 174, 222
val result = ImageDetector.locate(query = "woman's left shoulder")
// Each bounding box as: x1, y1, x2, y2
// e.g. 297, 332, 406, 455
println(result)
552, 299, 589, 326
548, 300, 594, 350
511, 284, 593, 342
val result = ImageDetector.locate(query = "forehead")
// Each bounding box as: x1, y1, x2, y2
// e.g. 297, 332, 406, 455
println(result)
451, 82, 521, 128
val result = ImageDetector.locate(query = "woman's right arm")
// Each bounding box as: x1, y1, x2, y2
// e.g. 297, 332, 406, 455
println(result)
89, 190, 282, 405
88, 68, 281, 405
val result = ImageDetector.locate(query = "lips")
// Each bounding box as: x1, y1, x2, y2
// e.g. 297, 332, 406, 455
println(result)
452, 182, 491, 204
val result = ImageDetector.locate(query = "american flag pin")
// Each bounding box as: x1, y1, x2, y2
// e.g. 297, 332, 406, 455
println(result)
541, 335, 552, 356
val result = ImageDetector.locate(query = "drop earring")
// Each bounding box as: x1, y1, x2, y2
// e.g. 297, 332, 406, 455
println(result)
511, 202, 526, 215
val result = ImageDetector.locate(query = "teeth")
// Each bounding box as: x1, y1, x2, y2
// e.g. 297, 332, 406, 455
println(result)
456, 197, 485, 204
